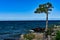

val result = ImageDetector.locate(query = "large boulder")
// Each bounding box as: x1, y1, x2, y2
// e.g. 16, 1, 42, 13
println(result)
32, 27, 45, 32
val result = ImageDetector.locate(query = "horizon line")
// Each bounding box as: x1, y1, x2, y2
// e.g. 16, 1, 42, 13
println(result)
0, 20, 60, 21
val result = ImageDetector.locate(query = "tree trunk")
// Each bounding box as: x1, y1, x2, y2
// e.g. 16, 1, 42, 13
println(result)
45, 13, 48, 31
44, 13, 48, 40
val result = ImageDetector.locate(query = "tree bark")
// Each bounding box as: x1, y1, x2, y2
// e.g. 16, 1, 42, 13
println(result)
45, 13, 48, 31
44, 13, 48, 40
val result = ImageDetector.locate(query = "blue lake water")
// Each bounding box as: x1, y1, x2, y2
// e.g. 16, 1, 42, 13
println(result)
0, 20, 60, 40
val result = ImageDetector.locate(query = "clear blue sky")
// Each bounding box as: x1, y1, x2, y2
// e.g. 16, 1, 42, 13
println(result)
0, 0, 60, 20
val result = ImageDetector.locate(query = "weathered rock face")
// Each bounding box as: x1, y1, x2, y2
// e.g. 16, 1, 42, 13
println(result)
20, 33, 44, 40
32, 27, 45, 32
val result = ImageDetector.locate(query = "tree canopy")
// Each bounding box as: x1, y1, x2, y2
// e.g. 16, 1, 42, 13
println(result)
34, 2, 53, 14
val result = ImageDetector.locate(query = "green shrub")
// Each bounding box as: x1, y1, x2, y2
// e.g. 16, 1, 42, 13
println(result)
23, 33, 35, 40
47, 28, 52, 35
55, 30, 60, 40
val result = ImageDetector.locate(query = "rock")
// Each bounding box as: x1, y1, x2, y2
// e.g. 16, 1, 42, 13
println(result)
33, 33, 43, 39
32, 27, 45, 32
29, 30, 34, 32
20, 33, 44, 40
20, 34, 24, 40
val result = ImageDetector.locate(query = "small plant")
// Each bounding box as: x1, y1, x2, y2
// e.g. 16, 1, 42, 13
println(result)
55, 30, 60, 40
23, 33, 35, 40
47, 28, 52, 35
